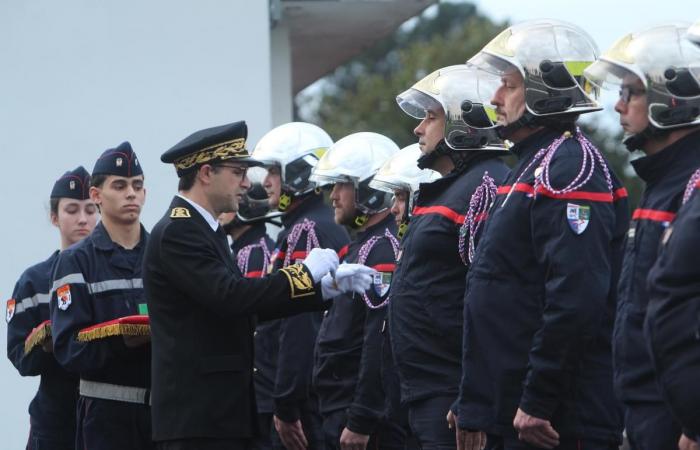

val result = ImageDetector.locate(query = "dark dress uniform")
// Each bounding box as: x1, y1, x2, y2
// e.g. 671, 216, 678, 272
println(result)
50, 221, 152, 450
645, 171, 700, 441
145, 195, 330, 447
230, 222, 275, 450
314, 214, 405, 449
388, 153, 508, 448
255, 194, 350, 448
613, 130, 700, 449
456, 129, 629, 449
7, 251, 77, 450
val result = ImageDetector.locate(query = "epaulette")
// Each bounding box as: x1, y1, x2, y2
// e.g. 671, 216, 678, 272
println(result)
170, 207, 191, 218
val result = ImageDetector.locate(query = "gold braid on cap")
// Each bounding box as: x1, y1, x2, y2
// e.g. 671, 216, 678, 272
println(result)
174, 138, 248, 170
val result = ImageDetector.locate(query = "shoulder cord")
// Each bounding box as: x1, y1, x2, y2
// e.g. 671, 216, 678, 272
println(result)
459, 172, 498, 265
682, 168, 700, 205
283, 218, 320, 268
236, 238, 272, 276
503, 127, 613, 207
355, 228, 400, 309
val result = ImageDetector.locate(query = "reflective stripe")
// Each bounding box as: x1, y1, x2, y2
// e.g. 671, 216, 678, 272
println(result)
79, 379, 150, 405
412, 205, 465, 225
51, 273, 87, 291
632, 208, 676, 223
497, 183, 628, 203
13, 293, 51, 314
87, 279, 143, 294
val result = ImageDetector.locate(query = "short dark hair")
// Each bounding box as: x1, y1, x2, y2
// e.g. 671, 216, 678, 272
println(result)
178, 170, 198, 191
90, 174, 109, 189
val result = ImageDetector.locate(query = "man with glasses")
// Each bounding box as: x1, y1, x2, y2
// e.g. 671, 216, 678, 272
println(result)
146, 121, 366, 450
584, 23, 700, 450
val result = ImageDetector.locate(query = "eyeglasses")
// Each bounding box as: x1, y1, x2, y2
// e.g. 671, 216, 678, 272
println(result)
214, 164, 248, 178
619, 85, 646, 104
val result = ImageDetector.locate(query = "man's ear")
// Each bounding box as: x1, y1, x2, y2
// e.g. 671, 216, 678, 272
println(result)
89, 186, 101, 205
197, 165, 213, 186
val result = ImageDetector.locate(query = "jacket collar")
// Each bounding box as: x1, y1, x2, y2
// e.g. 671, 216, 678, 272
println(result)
631, 128, 700, 184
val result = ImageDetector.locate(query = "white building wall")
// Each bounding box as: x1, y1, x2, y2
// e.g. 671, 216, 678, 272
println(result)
0, 1, 272, 445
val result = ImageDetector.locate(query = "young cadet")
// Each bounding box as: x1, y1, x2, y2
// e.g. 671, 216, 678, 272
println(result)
455, 20, 629, 450
583, 23, 700, 450
49, 143, 153, 450
146, 121, 370, 450
390, 65, 509, 449
219, 165, 277, 450
7, 166, 97, 450
252, 122, 351, 450
310, 132, 402, 450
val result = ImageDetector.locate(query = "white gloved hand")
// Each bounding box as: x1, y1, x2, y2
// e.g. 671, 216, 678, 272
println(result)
335, 263, 376, 294
321, 273, 342, 300
303, 248, 339, 283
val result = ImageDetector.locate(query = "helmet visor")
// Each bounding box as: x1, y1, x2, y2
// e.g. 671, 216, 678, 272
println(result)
397, 88, 443, 119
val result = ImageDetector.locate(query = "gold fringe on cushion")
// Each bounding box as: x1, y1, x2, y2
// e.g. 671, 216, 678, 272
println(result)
76, 315, 150, 342
24, 320, 52, 355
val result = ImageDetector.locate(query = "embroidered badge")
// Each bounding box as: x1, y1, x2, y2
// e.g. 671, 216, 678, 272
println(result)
6, 299, 16, 323
372, 272, 392, 298
566, 203, 590, 235
57, 285, 72, 311
69, 180, 76, 190
170, 207, 191, 218
116, 157, 123, 167
279, 263, 315, 298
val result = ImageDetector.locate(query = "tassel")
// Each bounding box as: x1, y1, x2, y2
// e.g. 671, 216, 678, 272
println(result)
24, 320, 52, 355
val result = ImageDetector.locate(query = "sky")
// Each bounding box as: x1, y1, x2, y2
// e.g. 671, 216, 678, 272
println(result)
1, 0, 700, 446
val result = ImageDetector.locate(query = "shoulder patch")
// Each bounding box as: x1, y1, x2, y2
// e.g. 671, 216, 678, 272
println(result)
566, 203, 590, 235
279, 263, 315, 299
6, 299, 16, 323
170, 207, 191, 218
56, 285, 72, 311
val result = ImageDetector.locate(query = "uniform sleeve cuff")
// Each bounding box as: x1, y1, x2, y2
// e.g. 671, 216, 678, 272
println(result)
519, 388, 556, 421
274, 402, 300, 423
346, 412, 378, 436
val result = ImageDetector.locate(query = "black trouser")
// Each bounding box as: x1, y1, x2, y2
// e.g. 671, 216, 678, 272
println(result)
624, 402, 681, 450
485, 435, 619, 450
407, 396, 455, 450
321, 409, 408, 450
155, 438, 251, 450
250, 413, 273, 450
76, 396, 154, 450
26, 426, 74, 450
271, 406, 324, 450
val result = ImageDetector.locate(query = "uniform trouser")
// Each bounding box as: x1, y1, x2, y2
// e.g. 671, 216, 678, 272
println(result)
321, 409, 408, 450
407, 396, 455, 450
271, 406, 324, 450
624, 402, 681, 450
155, 438, 251, 450
26, 426, 74, 450
250, 413, 273, 450
485, 435, 619, 450
76, 395, 154, 450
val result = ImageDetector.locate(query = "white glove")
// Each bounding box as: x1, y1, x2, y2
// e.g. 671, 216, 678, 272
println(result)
335, 263, 375, 294
320, 263, 376, 299
303, 248, 339, 283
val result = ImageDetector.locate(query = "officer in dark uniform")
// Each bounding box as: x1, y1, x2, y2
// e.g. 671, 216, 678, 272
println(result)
220, 166, 277, 450
49, 143, 153, 450
310, 132, 405, 450
456, 20, 629, 450
645, 168, 700, 449
584, 23, 700, 450
6, 166, 97, 450
252, 122, 351, 450
390, 65, 509, 449
145, 121, 370, 450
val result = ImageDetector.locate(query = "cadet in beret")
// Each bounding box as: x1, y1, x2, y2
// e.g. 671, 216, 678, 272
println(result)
145, 121, 367, 450
6, 166, 97, 450
49, 142, 153, 450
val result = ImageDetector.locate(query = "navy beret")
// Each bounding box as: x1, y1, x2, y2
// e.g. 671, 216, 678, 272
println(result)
161, 121, 262, 177
50, 166, 91, 200
92, 141, 143, 178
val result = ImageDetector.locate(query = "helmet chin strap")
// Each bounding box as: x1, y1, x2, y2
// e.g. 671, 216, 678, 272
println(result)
416, 139, 452, 170
277, 191, 293, 212
350, 209, 369, 229
623, 125, 668, 152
